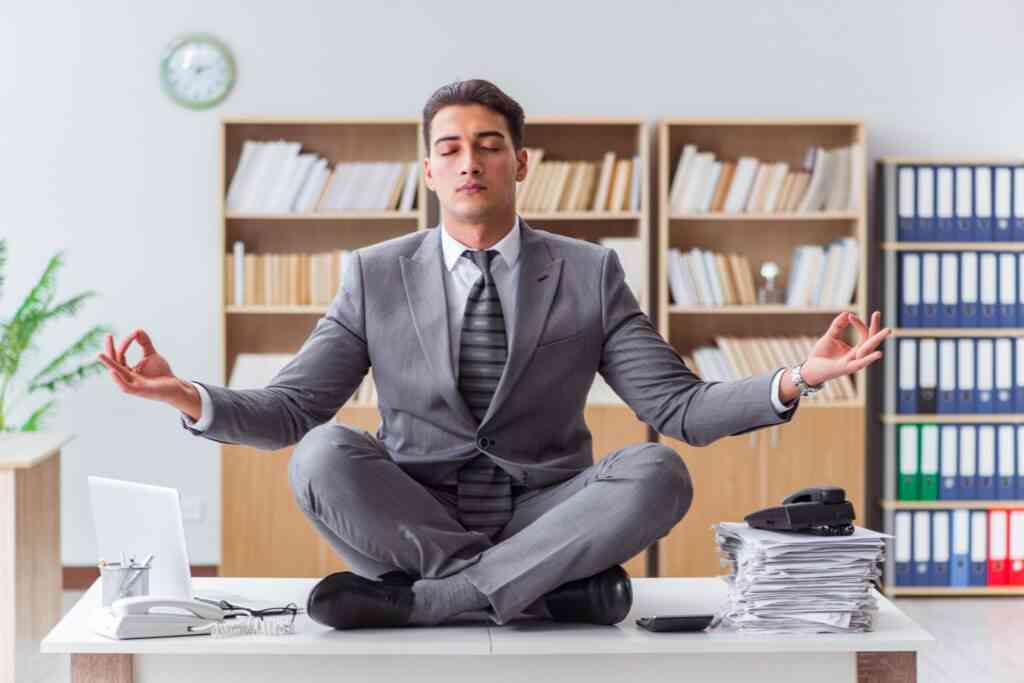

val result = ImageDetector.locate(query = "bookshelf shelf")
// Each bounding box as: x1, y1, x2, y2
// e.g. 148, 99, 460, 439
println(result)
668, 304, 856, 315
881, 414, 1024, 424
887, 587, 1024, 597
520, 211, 641, 221
670, 211, 859, 221
892, 328, 1024, 337
226, 211, 420, 221
881, 500, 1024, 510
655, 118, 869, 579
882, 242, 1024, 252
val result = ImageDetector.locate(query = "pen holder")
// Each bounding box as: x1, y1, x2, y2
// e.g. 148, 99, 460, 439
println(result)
99, 562, 150, 607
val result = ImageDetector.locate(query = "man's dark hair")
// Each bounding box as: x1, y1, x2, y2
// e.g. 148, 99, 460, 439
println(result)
422, 79, 525, 152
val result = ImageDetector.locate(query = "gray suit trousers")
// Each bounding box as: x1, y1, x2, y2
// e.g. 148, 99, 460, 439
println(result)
288, 422, 693, 625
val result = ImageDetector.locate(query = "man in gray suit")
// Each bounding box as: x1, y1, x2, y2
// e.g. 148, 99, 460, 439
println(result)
98, 79, 889, 630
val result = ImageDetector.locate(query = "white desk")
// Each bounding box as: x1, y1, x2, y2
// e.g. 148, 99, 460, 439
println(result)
42, 576, 934, 683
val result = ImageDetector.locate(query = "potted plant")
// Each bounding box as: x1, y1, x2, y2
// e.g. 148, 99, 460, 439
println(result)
0, 238, 111, 432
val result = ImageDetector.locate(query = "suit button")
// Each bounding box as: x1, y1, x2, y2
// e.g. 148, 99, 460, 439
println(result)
478, 436, 489, 448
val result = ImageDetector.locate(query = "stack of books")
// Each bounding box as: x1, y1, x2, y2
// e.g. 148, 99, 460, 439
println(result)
681, 335, 857, 402
668, 143, 863, 214
667, 239, 859, 308
226, 242, 349, 306
516, 148, 641, 212
226, 139, 418, 213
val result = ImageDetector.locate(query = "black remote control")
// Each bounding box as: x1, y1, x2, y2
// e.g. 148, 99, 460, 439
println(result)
635, 615, 714, 632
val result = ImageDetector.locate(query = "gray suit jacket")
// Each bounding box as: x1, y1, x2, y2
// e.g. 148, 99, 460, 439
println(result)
184, 220, 798, 488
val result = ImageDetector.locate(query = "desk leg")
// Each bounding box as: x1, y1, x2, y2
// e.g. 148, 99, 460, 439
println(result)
71, 654, 133, 682
856, 651, 916, 683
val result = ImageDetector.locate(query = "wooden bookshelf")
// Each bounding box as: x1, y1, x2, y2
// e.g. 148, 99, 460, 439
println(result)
654, 119, 869, 578
876, 156, 1024, 597
219, 117, 426, 578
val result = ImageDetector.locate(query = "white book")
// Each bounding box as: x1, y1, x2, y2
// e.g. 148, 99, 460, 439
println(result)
378, 162, 404, 210
824, 146, 851, 211
666, 248, 687, 305
226, 140, 259, 211
399, 161, 420, 211
317, 162, 347, 211
673, 249, 699, 305
699, 162, 722, 213
232, 241, 245, 305
687, 249, 713, 305
834, 238, 860, 306
336, 162, 364, 210
723, 157, 759, 212
229, 353, 296, 390
601, 238, 645, 309
238, 141, 278, 211
294, 159, 328, 212
669, 145, 698, 212
762, 162, 790, 212
797, 147, 832, 213
677, 153, 714, 213
701, 250, 724, 305
846, 143, 864, 211
744, 164, 770, 212
277, 153, 317, 212
262, 142, 302, 211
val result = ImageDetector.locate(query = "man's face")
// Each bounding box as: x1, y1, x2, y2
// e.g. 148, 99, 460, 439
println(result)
424, 104, 527, 223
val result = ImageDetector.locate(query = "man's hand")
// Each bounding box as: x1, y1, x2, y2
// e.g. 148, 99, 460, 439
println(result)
96, 329, 202, 420
779, 311, 891, 403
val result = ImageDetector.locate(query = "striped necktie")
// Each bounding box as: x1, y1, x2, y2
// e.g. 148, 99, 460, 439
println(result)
456, 249, 513, 537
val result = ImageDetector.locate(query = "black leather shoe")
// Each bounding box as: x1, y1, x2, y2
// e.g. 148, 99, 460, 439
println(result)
377, 569, 418, 585
542, 565, 632, 625
306, 571, 414, 629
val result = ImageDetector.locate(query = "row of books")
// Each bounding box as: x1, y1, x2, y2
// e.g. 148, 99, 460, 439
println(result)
891, 164, 1024, 242
894, 337, 1024, 414
515, 149, 641, 212
226, 242, 349, 306
900, 252, 1024, 328
681, 335, 856, 402
666, 239, 858, 307
892, 509, 1024, 587
225, 139, 418, 213
897, 423, 1024, 501
228, 353, 377, 404
668, 143, 863, 214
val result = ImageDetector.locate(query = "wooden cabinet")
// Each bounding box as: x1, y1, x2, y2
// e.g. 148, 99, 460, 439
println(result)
658, 405, 865, 576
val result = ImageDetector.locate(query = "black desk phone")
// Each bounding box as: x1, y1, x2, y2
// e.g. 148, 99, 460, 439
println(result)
745, 485, 856, 536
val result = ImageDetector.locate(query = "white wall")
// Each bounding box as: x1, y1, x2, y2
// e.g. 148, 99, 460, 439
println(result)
2, 0, 1020, 565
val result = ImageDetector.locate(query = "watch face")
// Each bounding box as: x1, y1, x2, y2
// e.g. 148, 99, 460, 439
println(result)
160, 34, 236, 110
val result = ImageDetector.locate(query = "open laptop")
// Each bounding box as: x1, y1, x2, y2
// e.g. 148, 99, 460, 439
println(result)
88, 476, 194, 600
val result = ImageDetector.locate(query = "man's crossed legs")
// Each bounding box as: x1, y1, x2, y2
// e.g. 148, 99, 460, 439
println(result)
288, 423, 693, 626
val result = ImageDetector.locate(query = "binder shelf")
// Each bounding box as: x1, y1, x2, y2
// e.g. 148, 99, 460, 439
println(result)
878, 157, 1024, 597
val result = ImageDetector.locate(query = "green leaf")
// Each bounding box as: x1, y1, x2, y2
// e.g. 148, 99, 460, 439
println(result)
28, 323, 112, 391
20, 399, 56, 432
32, 360, 105, 394
0, 251, 63, 378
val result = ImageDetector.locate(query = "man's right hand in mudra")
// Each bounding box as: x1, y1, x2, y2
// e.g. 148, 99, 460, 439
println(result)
97, 329, 203, 422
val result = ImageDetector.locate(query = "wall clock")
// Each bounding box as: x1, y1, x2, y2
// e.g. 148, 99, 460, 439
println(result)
160, 33, 236, 110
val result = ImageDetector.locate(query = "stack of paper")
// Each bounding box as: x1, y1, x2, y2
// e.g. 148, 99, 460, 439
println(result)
711, 522, 891, 634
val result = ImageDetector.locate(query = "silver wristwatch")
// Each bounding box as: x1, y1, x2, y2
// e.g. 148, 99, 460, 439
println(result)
790, 362, 823, 397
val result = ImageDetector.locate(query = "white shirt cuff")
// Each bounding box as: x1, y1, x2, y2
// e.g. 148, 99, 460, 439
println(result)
181, 381, 214, 432
770, 367, 797, 415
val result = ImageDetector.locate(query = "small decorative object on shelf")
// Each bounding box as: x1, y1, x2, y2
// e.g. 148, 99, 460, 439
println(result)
757, 261, 784, 305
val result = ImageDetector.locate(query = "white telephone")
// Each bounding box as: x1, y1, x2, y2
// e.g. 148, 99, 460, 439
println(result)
90, 596, 224, 639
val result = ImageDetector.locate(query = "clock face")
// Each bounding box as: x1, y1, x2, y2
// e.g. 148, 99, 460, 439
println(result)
160, 34, 236, 110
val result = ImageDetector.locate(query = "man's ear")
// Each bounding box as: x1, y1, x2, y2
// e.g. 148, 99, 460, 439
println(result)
422, 157, 434, 192
515, 147, 528, 183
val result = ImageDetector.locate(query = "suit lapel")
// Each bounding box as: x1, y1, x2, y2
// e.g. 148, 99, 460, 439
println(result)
481, 220, 563, 426
400, 228, 477, 429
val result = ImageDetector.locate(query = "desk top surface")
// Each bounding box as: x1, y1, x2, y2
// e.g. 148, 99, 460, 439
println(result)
0, 432, 72, 469
42, 576, 934, 656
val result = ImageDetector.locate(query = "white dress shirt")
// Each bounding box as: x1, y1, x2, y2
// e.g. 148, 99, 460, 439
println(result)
182, 216, 794, 432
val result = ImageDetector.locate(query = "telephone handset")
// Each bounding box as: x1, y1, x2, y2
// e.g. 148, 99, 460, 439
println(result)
113, 596, 224, 621
91, 595, 224, 639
